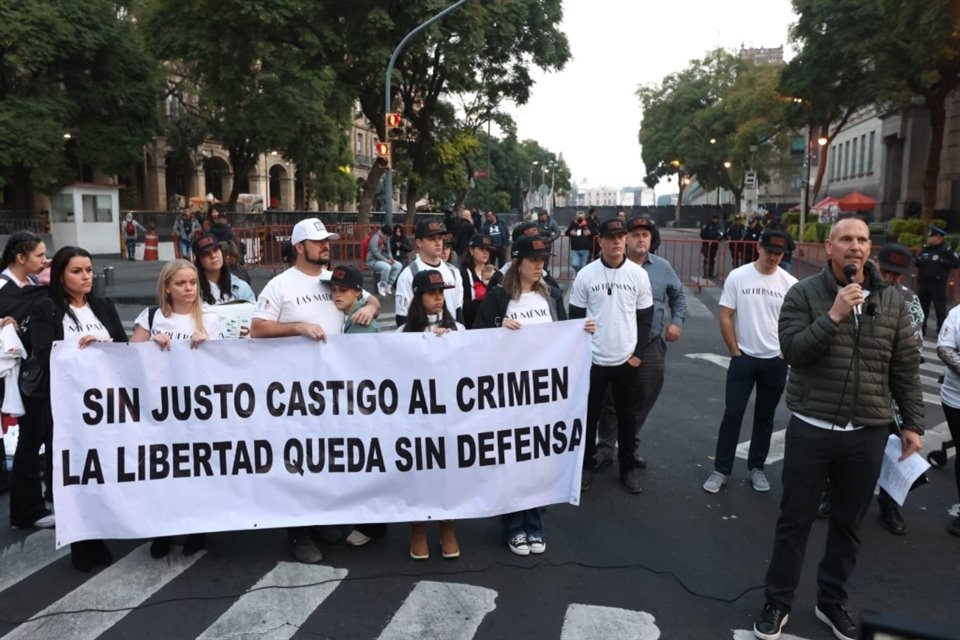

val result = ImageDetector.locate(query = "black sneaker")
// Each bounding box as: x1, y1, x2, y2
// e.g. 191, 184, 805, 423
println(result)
619, 468, 642, 494
949, 516, 960, 537
815, 602, 857, 640
879, 501, 907, 535
580, 466, 593, 491
753, 602, 789, 640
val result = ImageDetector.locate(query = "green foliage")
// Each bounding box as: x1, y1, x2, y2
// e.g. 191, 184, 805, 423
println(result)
782, 212, 801, 226
0, 0, 162, 195
898, 232, 924, 248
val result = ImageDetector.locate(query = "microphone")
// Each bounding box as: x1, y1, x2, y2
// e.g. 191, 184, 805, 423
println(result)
842, 264, 861, 327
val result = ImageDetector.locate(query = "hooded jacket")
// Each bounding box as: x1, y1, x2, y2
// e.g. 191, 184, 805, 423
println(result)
778, 261, 924, 434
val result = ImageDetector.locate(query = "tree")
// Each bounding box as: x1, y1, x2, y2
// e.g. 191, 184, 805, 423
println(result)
143, 0, 352, 208
0, 1, 162, 209
331, 0, 570, 223
872, 0, 960, 221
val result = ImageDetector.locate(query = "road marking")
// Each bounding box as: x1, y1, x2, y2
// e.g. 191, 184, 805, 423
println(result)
737, 429, 786, 465
378, 581, 497, 640
560, 604, 660, 640
0, 530, 70, 594
733, 630, 812, 640
685, 353, 731, 369
3, 543, 204, 640
681, 288, 714, 318
197, 562, 347, 640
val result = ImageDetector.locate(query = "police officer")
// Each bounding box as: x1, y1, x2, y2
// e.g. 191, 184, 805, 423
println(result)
916, 225, 959, 336
743, 215, 763, 263
699, 214, 723, 278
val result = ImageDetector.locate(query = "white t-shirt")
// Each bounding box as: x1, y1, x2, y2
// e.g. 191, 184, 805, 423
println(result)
0, 268, 30, 289
135, 308, 224, 341
505, 292, 552, 325
253, 267, 368, 335
938, 305, 960, 408
718, 263, 798, 359
569, 257, 654, 366
394, 255, 463, 319
62, 305, 113, 345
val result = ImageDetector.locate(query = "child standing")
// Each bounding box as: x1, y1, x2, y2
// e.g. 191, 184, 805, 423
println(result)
328, 265, 380, 334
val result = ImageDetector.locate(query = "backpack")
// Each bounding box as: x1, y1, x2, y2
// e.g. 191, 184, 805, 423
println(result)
360, 232, 373, 263
126, 220, 135, 236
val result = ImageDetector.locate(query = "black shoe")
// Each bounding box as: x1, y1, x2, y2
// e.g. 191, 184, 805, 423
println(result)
619, 468, 643, 494
949, 516, 960, 537
753, 601, 789, 640
580, 467, 593, 491
817, 497, 831, 519
90, 540, 113, 567
879, 502, 907, 535
150, 537, 171, 559
635, 457, 647, 469
183, 533, 206, 556
594, 458, 614, 473
70, 542, 95, 572
815, 602, 857, 640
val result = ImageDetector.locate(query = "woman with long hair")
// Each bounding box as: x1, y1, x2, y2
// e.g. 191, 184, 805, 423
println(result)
2, 231, 51, 527
474, 235, 594, 556
192, 235, 255, 306
25, 246, 127, 570
390, 224, 412, 265
399, 270, 463, 560
459, 233, 502, 328
132, 259, 223, 558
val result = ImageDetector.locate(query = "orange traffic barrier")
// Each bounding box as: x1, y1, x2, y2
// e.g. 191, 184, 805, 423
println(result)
144, 233, 159, 261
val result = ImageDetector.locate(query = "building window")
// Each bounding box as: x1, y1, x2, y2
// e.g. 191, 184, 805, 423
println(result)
851, 138, 858, 176
868, 131, 875, 173
50, 194, 74, 223
860, 134, 867, 175
844, 141, 851, 178
829, 146, 836, 181
82, 195, 113, 223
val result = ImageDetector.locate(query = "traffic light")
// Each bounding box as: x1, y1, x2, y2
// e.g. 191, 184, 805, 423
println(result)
375, 141, 391, 167
385, 112, 402, 131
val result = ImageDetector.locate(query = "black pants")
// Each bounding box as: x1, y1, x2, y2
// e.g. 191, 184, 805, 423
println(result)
918, 277, 947, 334
597, 338, 666, 463
713, 354, 788, 475
9, 397, 52, 526
942, 403, 960, 503
0, 436, 8, 494
701, 243, 718, 277
584, 361, 641, 471
764, 417, 888, 611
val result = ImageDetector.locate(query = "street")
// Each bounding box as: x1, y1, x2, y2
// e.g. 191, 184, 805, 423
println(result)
0, 254, 957, 640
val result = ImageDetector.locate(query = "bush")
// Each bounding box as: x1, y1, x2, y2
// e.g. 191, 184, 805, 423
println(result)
898, 232, 924, 248
932, 218, 947, 230
888, 219, 908, 237
787, 224, 799, 239
946, 234, 960, 251
782, 212, 801, 226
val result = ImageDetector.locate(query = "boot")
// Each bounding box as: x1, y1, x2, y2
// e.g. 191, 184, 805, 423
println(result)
409, 522, 429, 560
879, 497, 907, 535
439, 520, 460, 559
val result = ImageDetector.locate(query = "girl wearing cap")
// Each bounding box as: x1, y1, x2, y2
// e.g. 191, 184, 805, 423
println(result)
131, 259, 224, 559
460, 233, 503, 329
399, 269, 464, 560
22, 246, 127, 570
474, 235, 595, 555
192, 234, 256, 307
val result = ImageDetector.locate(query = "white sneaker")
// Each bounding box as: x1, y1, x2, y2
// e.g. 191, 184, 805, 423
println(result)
376, 281, 387, 297
527, 536, 546, 554
750, 468, 771, 492
345, 529, 373, 547
32, 514, 56, 529
508, 533, 530, 556
702, 471, 727, 494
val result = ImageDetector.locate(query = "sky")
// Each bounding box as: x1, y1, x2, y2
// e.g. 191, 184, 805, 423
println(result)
505, 0, 799, 190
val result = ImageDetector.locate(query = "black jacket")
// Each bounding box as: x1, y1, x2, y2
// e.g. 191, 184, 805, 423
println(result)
473, 284, 567, 329
29, 296, 128, 377
460, 265, 504, 329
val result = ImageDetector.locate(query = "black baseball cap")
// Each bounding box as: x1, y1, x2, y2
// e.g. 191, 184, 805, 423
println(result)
192, 234, 219, 257
413, 269, 454, 294
759, 229, 795, 254
626, 215, 654, 232
877, 243, 913, 275
511, 235, 551, 260
512, 221, 541, 242
415, 219, 447, 239
469, 234, 494, 251
328, 264, 364, 290
598, 218, 628, 236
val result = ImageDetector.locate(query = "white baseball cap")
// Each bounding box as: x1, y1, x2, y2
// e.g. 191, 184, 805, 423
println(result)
291, 218, 339, 244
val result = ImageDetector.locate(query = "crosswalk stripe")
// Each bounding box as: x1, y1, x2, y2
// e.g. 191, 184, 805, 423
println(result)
737, 429, 786, 465
733, 630, 811, 640
560, 604, 661, 640
682, 288, 714, 318
196, 562, 347, 640
2, 543, 203, 640
377, 581, 497, 640
0, 530, 70, 594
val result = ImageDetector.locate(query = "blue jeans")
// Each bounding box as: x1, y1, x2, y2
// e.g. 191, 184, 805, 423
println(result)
571, 249, 590, 273
501, 508, 544, 540
713, 354, 788, 475
370, 259, 402, 286
179, 240, 191, 260
126, 239, 137, 260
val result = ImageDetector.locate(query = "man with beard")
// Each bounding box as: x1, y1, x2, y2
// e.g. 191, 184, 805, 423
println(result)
596, 216, 685, 476
251, 217, 380, 564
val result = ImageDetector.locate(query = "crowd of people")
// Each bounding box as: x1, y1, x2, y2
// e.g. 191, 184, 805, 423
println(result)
0, 209, 957, 640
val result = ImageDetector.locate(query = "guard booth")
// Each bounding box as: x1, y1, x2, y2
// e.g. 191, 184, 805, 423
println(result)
48, 184, 121, 254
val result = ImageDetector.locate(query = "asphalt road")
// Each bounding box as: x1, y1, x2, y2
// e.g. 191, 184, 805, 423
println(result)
0, 247, 957, 640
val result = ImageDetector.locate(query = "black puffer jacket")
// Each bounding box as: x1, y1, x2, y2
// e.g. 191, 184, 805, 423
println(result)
778, 262, 924, 434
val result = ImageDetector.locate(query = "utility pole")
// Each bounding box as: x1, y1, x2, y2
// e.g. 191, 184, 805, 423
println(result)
384, 0, 471, 228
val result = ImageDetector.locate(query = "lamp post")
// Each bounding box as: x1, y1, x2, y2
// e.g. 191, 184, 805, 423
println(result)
384, 0, 471, 227
527, 160, 539, 212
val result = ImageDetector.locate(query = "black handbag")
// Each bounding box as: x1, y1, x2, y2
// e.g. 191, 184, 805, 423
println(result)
18, 356, 47, 400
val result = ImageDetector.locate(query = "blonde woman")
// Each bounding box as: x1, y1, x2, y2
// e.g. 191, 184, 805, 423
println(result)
131, 259, 223, 557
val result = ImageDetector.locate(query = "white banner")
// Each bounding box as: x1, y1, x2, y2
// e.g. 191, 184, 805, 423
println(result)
51, 321, 591, 547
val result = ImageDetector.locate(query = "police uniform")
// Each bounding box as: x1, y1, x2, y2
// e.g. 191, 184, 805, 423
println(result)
915, 225, 960, 335
699, 216, 723, 278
